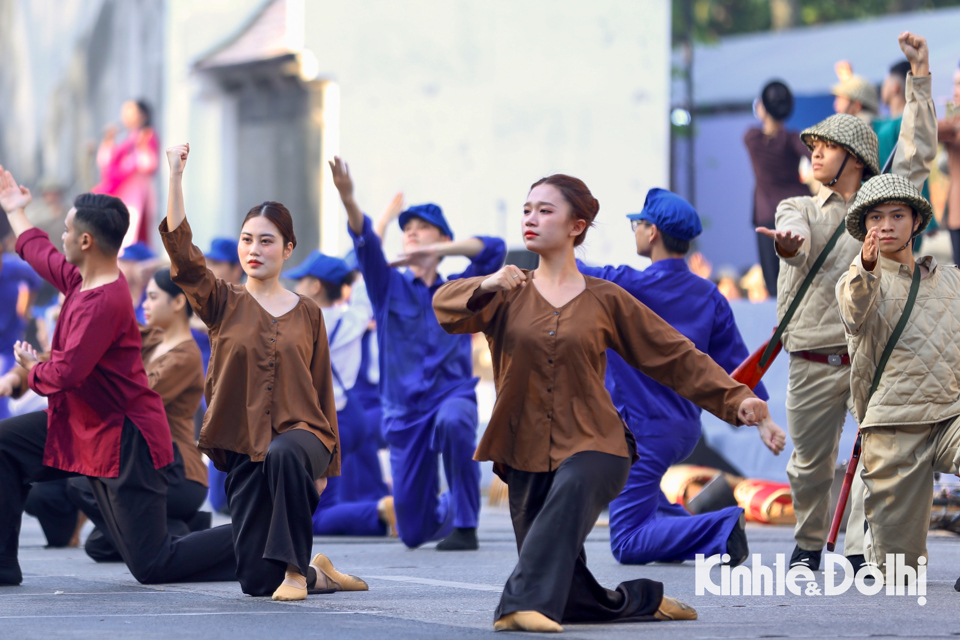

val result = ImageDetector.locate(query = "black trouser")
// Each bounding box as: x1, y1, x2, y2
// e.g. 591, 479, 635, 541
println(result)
496, 450, 663, 624
756, 224, 780, 298
23, 479, 79, 548
222, 429, 331, 597
67, 441, 209, 562
0, 411, 236, 586
24, 442, 208, 557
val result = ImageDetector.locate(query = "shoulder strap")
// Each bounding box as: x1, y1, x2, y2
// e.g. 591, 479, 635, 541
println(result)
759, 218, 847, 367
867, 262, 921, 402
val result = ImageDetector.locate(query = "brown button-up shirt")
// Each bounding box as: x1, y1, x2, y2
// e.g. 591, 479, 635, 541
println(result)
140, 327, 208, 487
160, 219, 340, 477
433, 273, 756, 473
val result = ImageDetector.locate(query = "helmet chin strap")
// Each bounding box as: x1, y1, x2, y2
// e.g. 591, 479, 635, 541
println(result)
826, 152, 852, 187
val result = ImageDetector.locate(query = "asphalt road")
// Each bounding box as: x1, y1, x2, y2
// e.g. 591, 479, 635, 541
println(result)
3, 505, 959, 639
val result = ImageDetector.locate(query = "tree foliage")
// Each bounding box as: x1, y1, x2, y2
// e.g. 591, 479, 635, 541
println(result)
672, 0, 960, 43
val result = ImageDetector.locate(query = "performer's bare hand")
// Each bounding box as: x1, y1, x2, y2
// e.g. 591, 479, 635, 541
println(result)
328, 156, 355, 202
166, 143, 189, 176
390, 244, 439, 269
13, 341, 39, 372
862, 227, 880, 269
0, 166, 32, 213
738, 398, 787, 455
756, 227, 804, 257
899, 32, 929, 77
479, 265, 527, 293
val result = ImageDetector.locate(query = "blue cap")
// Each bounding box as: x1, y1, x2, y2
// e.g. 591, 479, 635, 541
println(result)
397, 203, 454, 240
343, 249, 359, 271
284, 250, 352, 284
626, 188, 703, 241
119, 242, 156, 262
206, 238, 239, 264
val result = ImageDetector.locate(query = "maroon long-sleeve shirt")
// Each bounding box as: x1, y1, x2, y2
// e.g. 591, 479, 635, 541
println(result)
16, 228, 172, 477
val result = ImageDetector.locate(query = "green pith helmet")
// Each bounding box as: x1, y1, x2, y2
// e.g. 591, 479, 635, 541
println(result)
801, 114, 881, 179
845, 173, 933, 242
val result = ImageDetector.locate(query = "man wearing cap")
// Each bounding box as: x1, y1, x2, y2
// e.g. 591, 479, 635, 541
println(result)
745, 80, 813, 297
285, 250, 396, 536
756, 32, 936, 571
837, 173, 959, 575
329, 157, 506, 551
833, 74, 880, 125
578, 188, 778, 566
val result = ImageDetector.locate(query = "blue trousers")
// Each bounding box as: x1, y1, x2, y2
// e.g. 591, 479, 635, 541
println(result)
385, 396, 480, 548
609, 431, 742, 564
311, 395, 388, 536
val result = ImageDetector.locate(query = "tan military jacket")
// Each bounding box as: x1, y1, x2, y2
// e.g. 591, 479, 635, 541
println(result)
837, 254, 960, 429
774, 74, 936, 353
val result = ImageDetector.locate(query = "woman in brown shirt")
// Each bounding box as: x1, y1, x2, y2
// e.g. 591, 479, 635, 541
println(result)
434, 174, 781, 632
161, 143, 366, 601
69, 268, 211, 561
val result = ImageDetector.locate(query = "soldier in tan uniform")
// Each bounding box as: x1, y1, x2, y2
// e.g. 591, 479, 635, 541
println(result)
755, 32, 936, 571
837, 174, 959, 575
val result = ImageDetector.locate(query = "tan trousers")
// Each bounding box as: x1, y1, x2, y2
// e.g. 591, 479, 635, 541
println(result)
861, 417, 960, 572
785, 354, 860, 551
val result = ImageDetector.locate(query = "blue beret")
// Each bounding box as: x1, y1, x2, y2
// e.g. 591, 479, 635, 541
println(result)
626, 188, 703, 241
119, 242, 156, 262
284, 250, 352, 284
398, 203, 454, 240
206, 238, 239, 265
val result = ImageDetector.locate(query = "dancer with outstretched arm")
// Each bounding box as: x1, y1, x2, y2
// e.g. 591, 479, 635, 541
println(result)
433, 174, 782, 633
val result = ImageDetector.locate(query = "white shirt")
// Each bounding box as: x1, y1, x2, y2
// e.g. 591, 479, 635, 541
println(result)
321, 279, 374, 410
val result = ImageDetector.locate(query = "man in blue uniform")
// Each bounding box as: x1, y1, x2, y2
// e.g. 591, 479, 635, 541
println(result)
330, 157, 506, 550
579, 188, 777, 566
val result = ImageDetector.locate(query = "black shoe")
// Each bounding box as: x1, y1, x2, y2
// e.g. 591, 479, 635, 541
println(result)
724, 512, 749, 567
436, 527, 478, 551
846, 554, 866, 574
0, 557, 22, 586
790, 545, 822, 571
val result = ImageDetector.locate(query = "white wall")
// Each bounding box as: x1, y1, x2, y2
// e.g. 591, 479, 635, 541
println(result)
304, 0, 671, 266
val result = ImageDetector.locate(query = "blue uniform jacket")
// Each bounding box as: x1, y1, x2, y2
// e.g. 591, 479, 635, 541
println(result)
350, 215, 506, 420
577, 258, 768, 437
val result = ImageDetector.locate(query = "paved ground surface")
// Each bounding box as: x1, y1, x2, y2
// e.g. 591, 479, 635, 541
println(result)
3, 505, 960, 639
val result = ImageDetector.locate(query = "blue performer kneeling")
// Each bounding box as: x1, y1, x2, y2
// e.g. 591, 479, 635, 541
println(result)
285, 250, 396, 536
330, 157, 506, 550
578, 188, 779, 566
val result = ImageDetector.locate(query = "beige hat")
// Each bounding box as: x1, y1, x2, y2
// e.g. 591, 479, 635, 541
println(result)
800, 114, 881, 178
845, 173, 933, 241
832, 75, 879, 114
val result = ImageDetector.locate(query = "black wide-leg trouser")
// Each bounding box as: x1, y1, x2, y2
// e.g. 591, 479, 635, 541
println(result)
0, 411, 236, 586
222, 429, 331, 597
497, 449, 663, 625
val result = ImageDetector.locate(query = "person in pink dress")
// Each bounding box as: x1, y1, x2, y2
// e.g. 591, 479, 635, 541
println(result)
93, 100, 159, 249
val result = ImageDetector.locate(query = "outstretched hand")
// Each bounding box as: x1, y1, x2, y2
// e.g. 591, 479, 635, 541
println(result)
166, 143, 190, 176
756, 227, 805, 257
13, 341, 39, 372
389, 244, 439, 269
738, 398, 787, 456
479, 264, 527, 294
0, 166, 32, 213
329, 156, 355, 202
899, 31, 929, 77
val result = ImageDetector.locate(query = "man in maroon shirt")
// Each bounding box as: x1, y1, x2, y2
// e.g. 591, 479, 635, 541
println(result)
0, 166, 235, 587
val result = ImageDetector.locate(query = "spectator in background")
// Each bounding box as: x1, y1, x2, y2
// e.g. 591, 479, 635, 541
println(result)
939, 61, 960, 265
92, 99, 159, 250
744, 80, 812, 298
